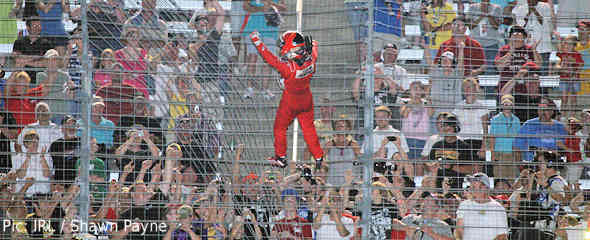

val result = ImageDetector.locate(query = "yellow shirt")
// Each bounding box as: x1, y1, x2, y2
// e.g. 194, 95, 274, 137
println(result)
575, 40, 590, 94
424, 3, 456, 50
168, 94, 188, 129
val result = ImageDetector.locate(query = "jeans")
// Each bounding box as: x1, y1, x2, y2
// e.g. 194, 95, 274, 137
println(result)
345, 1, 368, 41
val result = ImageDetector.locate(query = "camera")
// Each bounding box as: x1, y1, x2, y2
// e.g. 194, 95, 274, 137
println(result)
387, 136, 397, 142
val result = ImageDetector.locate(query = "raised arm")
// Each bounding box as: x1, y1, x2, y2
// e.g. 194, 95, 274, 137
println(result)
209, 0, 225, 33
250, 31, 291, 76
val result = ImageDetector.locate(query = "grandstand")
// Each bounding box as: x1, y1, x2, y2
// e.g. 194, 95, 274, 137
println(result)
1, 0, 590, 239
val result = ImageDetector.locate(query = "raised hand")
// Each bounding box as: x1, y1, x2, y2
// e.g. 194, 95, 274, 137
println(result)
250, 31, 261, 44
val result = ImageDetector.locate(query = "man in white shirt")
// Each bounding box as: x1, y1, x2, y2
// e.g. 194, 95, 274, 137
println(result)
361, 106, 412, 176
455, 173, 508, 240
314, 188, 356, 239
453, 78, 490, 160
11, 130, 53, 197
374, 43, 409, 91
16, 102, 63, 152
512, 0, 555, 74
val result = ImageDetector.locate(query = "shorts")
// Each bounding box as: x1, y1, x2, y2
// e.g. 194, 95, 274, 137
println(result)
559, 81, 581, 93
245, 37, 278, 55
406, 138, 426, 160
230, 1, 247, 38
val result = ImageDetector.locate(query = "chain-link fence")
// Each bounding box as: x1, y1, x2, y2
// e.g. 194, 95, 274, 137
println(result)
1, 0, 590, 239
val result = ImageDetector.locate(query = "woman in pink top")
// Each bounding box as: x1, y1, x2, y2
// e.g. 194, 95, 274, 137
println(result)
114, 27, 149, 98
400, 81, 434, 176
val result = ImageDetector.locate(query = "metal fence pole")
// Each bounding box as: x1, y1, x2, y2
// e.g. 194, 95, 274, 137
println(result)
360, 0, 375, 239
79, 0, 91, 234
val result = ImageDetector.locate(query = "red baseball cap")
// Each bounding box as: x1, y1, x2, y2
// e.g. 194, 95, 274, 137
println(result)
521, 62, 540, 71
242, 173, 259, 183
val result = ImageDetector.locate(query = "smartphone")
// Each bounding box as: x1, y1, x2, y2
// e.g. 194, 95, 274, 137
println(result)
387, 136, 397, 142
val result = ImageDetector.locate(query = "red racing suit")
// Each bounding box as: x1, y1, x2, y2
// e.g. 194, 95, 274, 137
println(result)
251, 35, 324, 160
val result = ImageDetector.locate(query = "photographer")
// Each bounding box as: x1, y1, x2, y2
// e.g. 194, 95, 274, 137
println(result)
230, 144, 277, 239
392, 192, 454, 240
115, 125, 160, 183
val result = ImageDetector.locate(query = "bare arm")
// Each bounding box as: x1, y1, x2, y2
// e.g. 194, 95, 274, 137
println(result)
352, 74, 362, 102
209, 0, 225, 33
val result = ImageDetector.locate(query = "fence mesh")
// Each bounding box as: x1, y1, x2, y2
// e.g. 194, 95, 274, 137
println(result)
0, 0, 590, 239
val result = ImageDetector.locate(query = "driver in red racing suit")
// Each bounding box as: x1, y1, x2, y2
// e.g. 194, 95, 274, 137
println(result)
250, 30, 323, 168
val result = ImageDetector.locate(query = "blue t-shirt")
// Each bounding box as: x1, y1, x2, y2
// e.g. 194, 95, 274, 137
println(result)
490, 112, 521, 152
513, 118, 567, 161
242, 0, 280, 39
374, 0, 402, 37
38, 3, 67, 36
77, 117, 115, 147
470, 0, 512, 8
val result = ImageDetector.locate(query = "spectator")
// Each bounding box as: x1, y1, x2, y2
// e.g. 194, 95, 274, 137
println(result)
152, 41, 187, 123
392, 191, 454, 240
424, 43, 464, 114
11, 130, 52, 197
36, 0, 70, 56
272, 189, 313, 239
189, 0, 228, 98
575, 20, 590, 95
117, 95, 163, 148
115, 126, 160, 183
512, 0, 555, 73
241, 0, 286, 99
116, 180, 169, 240
0, 113, 18, 173
49, 115, 80, 187
79, 101, 115, 149
4, 71, 46, 129
400, 81, 434, 176
514, 97, 568, 162
163, 205, 201, 240
529, 151, 567, 229
557, 35, 584, 119
353, 44, 407, 129
168, 115, 218, 184
499, 62, 542, 122
435, 17, 486, 76
429, 113, 478, 185
368, 181, 399, 239
36, 49, 72, 123
17, 102, 62, 151
125, 0, 167, 51
64, 25, 95, 117
421, 112, 456, 162
230, 144, 277, 239
361, 106, 411, 176
11, 0, 38, 20
304, 97, 336, 162
93, 48, 116, 87
323, 116, 361, 185
467, 0, 504, 74
455, 173, 509, 240
422, 0, 457, 58
114, 25, 150, 99
313, 188, 356, 239
495, 26, 542, 83
453, 78, 489, 162
75, 138, 107, 201
563, 117, 583, 183
11, 18, 51, 85
72, 0, 123, 55
95, 63, 142, 125
489, 94, 521, 179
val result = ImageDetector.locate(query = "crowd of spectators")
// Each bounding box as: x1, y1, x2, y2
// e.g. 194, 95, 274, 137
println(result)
0, 0, 589, 239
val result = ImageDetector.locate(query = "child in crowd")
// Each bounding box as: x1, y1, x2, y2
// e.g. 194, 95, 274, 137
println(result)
557, 35, 584, 118
400, 80, 434, 176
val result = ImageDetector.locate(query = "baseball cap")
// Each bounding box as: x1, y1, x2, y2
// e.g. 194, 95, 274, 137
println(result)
375, 105, 392, 115
467, 172, 491, 189
281, 189, 299, 201
500, 94, 514, 105
242, 173, 259, 183
521, 62, 540, 71
177, 205, 193, 219
441, 50, 454, 61
44, 49, 59, 58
